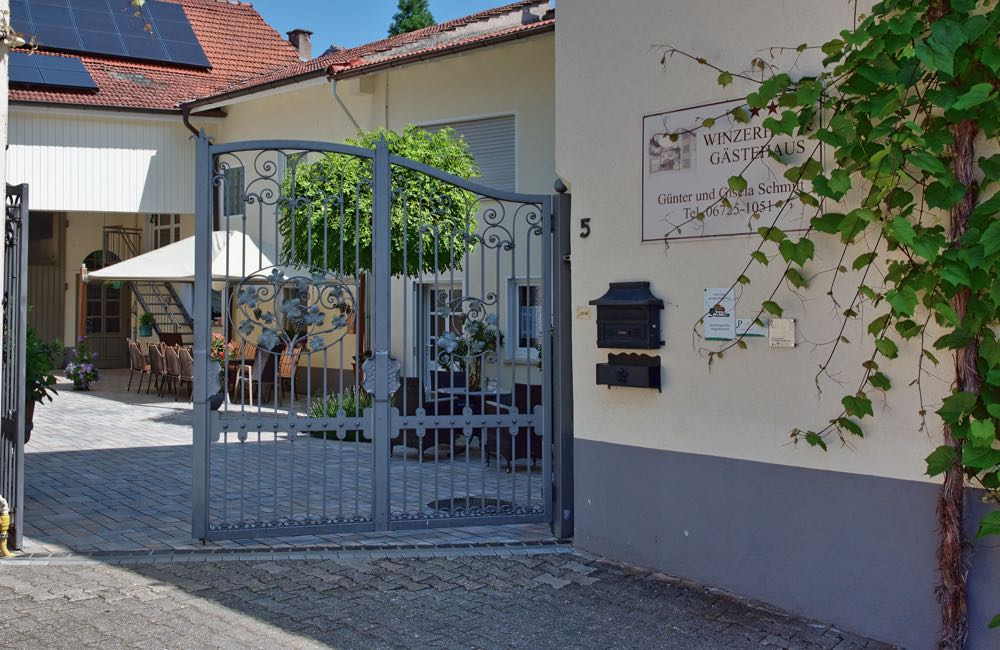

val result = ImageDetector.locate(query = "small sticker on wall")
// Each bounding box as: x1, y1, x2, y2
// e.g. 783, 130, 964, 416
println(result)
736, 317, 767, 337
576, 306, 593, 320
704, 288, 736, 341
768, 318, 796, 348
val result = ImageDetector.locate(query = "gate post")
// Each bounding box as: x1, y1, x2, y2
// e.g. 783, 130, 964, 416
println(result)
371, 137, 392, 530
551, 181, 574, 539
191, 131, 212, 540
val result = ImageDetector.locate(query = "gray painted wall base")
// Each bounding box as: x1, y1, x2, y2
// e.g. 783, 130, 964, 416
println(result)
575, 439, 1000, 649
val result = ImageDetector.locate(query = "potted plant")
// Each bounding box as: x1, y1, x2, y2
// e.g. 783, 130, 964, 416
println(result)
65, 337, 99, 391
138, 312, 155, 338
24, 328, 62, 444
436, 314, 504, 391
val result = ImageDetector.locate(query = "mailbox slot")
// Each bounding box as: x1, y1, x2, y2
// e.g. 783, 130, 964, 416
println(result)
589, 281, 664, 349
596, 353, 662, 391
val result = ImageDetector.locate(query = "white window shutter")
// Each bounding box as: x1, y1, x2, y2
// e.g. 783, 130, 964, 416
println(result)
428, 116, 516, 192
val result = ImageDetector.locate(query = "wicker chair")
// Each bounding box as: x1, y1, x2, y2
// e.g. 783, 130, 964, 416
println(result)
147, 343, 167, 395
178, 347, 194, 401
126, 340, 150, 392
391, 376, 469, 456
162, 345, 182, 399
484, 383, 544, 472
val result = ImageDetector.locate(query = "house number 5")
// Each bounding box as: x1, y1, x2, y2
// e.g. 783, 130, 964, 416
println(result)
580, 218, 591, 238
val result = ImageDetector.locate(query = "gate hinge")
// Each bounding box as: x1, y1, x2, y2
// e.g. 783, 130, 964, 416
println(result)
562, 254, 571, 263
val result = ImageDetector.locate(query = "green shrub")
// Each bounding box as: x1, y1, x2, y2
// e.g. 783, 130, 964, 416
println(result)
279, 125, 480, 277
26, 328, 62, 404
309, 386, 373, 442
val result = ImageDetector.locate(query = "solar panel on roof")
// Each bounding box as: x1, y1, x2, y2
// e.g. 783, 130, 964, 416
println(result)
9, 51, 98, 90
11, 0, 211, 69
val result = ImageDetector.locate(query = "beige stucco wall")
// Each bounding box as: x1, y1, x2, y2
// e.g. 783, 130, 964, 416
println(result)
556, 0, 947, 482
213, 34, 554, 195
207, 34, 555, 384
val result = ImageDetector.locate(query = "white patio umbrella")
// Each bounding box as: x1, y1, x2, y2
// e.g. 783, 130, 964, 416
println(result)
86, 231, 279, 284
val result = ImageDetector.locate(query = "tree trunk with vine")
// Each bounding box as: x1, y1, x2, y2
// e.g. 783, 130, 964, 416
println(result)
939, 116, 979, 650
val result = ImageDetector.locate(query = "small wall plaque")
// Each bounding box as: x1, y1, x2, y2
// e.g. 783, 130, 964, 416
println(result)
768, 319, 796, 348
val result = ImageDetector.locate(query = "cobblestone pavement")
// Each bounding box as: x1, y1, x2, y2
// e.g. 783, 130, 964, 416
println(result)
0, 549, 893, 649
24, 370, 550, 555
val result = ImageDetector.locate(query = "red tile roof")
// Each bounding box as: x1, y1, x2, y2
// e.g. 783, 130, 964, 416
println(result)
180, 0, 554, 109
9, 0, 301, 112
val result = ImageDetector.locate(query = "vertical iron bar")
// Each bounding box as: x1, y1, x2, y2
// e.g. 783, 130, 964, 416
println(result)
191, 131, 212, 540
372, 138, 392, 530
12, 184, 27, 548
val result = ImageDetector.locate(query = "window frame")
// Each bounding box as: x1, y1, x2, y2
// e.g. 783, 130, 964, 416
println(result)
416, 112, 518, 192
506, 276, 543, 363
150, 213, 181, 250
412, 281, 465, 383
222, 165, 246, 218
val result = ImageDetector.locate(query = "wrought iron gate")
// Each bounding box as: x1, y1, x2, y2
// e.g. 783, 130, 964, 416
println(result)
192, 134, 570, 540
1, 184, 29, 549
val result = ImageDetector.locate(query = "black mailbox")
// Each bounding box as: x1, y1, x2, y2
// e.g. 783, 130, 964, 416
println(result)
597, 353, 662, 392
589, 282, 664, 349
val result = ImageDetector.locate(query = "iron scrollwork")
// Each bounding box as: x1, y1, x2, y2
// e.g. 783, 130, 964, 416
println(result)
235, 266, 355, 354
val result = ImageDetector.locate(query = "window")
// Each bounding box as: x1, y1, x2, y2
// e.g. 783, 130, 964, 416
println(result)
415, 284, 464, 380
150, 213, 181, 249
425, 115, 516, 192
223, 166, 245, 217
508, 279, 543, 360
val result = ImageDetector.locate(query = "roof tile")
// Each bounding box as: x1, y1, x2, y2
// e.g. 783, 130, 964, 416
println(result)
10, 0, 301, 111
180, 1, 553, 107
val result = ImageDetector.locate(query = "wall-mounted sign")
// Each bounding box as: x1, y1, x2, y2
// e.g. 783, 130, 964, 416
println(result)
768, 318, 796, 348
703, 287, 736, 341
642, 98, 813, 242
736, 317, 767, 338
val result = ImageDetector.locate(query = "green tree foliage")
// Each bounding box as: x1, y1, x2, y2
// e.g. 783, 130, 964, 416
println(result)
388, 0, 435, 36
665, 0, 999, 641
279, 125, 480, 277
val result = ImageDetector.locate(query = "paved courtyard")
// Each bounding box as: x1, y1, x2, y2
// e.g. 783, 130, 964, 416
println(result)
0, 549, 892, 649
10, 370, 895, 648
23, 370, 551, 556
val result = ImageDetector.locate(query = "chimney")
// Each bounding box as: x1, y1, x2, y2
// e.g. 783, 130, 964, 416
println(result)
287, 29, 313, 60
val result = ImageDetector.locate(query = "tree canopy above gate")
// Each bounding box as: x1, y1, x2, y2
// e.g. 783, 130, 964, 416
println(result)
279, 126, 480, 277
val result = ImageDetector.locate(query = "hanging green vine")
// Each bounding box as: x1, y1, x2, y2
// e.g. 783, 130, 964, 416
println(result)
661, 0, 998, 644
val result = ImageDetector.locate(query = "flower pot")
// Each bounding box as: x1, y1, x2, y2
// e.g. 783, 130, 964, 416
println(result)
73, 379, 90, 391
139, 324, 153, 337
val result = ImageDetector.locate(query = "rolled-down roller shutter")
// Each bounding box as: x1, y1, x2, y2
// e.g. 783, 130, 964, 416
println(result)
427, 115, 516, 192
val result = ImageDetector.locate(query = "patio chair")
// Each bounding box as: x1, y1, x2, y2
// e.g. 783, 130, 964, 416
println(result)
484, 383, 544, 473
162, 345, 182, 399
271, 345, 303, 402
391, 376, 468, 457
126, 340, 151, 392
233, 346, 277, 405
147, 343, 167, 395
226, 340, 257, 393
178, 347, 194, 401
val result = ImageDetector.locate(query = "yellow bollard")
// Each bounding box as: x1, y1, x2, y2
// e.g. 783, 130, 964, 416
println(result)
0, 495, 14, 557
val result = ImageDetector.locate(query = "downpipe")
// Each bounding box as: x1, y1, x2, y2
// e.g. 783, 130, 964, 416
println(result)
0, 495, 13, 557
330, 79, 361, 132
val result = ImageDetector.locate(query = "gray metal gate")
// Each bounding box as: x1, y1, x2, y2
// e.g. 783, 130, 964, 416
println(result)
1, 184, 29, 549
192, 133, 571, 540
